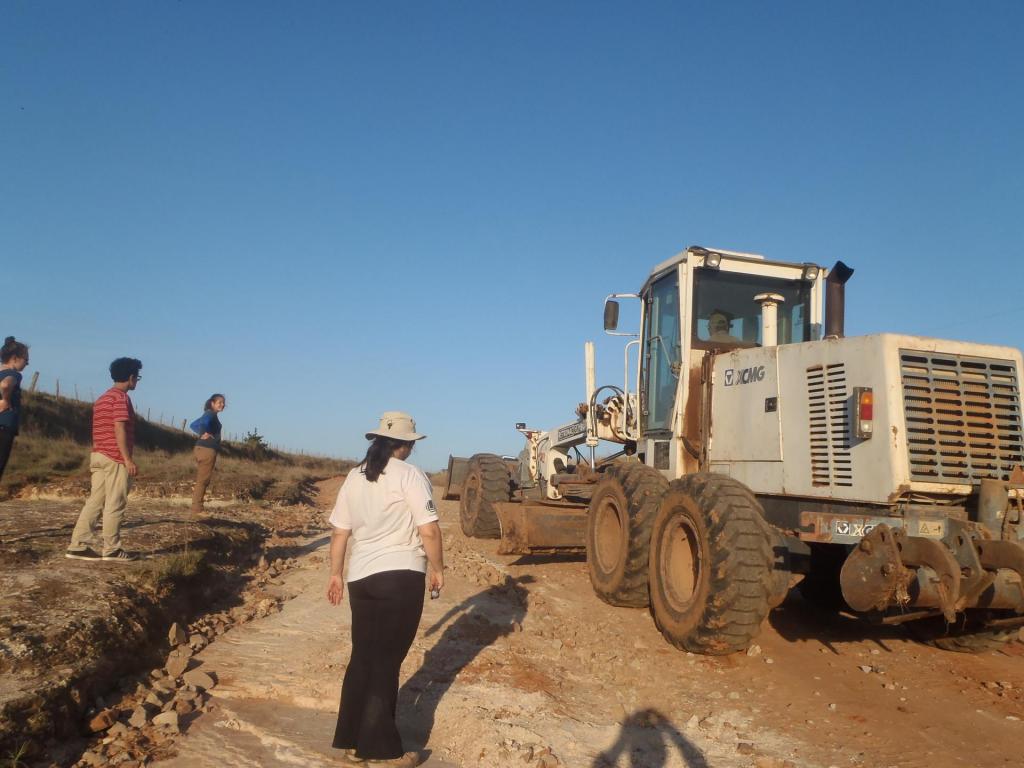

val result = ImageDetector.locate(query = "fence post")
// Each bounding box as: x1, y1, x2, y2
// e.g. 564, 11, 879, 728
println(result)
55, 379, 60, 398
29, 371, 39, 392
74, 384, 79, 401
147, 408, 151, 421
181, 418, 186, 430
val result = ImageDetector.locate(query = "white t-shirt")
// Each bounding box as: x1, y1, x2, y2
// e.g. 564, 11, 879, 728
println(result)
328, 457, 439, 583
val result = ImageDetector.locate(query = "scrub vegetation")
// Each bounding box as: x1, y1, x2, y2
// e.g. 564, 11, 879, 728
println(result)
0, 391, 353, 502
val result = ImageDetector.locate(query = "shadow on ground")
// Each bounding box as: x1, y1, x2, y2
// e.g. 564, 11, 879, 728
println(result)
398, 575, 534, 749
593, 708, 709, 768
768, 592, 907, 654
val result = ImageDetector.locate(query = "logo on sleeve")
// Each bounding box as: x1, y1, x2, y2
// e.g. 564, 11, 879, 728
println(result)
426, 501, 437, 514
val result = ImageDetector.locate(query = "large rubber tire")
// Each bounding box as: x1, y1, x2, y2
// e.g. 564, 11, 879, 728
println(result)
648, 473, 774, 655
586, 462, 669, 607
907, 615, 1020, 654
459, 453, 512, 538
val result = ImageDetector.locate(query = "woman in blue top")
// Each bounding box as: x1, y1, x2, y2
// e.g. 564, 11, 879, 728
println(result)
188, 393, 225, 514
0, 337, 30, 483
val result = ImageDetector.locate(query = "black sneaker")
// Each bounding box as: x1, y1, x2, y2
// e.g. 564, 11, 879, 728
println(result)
102, 549, 138, 562
65, 547, 101, 561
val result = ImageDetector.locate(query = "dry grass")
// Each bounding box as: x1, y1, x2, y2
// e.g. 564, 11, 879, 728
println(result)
3, 743, 29, 768
1, 391, 354, 500
128, 549, 206, 591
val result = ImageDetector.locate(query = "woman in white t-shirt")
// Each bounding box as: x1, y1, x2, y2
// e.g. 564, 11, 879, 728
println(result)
326, 411, 444, 767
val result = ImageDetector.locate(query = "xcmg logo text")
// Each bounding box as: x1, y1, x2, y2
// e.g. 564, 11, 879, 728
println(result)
723, 366, 766, 386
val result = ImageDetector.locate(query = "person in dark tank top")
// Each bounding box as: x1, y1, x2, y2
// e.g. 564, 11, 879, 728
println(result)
0, 336, 30, 483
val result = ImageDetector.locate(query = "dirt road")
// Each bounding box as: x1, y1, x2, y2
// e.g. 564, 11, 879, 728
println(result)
153, 481, 1024, 768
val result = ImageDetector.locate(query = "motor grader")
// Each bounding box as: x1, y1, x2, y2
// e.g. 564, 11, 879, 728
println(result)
446, 246, 1024, 654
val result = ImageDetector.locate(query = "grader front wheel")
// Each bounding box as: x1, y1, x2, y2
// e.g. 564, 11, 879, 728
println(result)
586, 463, 668, 607
459, 454, 512, 538
648, 474, 774, 655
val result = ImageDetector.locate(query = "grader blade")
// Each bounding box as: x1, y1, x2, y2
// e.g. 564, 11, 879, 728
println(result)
442, 455, 471, 501
495, 501, 588, 556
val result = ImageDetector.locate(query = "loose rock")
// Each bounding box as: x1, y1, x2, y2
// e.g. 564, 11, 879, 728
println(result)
128, 705, 152, 729
153, 710, 180, 731
182, 669, 217, 690
168, 622, 187, 647
165, 648, 192, 678
88, 708, 117, 733
174, 698, 196, 715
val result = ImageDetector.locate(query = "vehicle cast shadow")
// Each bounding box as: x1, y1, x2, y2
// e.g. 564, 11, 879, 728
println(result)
399, 574, 534, 749
768, 592, 907, 653
593, 708, 708, 768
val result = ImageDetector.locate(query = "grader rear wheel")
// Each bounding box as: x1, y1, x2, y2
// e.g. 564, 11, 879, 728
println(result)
648, 473, 774, 655
459, 454, 512, 538
586, 463, 668, 607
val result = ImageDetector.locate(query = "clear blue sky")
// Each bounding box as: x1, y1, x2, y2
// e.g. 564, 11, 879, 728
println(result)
4, 1, 1022, 470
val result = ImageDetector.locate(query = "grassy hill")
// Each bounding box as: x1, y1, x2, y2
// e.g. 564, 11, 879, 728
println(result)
1, 392, 354, 502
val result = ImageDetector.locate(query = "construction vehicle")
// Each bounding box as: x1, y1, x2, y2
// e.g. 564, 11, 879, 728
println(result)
446, 245, 1024, 655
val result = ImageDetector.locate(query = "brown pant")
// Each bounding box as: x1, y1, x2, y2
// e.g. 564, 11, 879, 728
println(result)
70, 452, 133, 556
191, 446, 218, 513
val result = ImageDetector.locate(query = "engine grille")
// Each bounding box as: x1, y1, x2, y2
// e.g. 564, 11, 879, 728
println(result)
901, 351, 1023, 483
807, 363, 853, 487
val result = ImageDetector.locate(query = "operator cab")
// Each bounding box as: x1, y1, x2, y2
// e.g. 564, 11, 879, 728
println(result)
606, 245, 827, 477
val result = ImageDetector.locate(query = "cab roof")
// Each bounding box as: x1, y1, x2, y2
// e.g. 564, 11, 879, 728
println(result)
641, 245, 826, 294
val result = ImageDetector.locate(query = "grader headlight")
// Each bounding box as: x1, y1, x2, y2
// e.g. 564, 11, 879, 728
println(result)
853, 387, 874, 439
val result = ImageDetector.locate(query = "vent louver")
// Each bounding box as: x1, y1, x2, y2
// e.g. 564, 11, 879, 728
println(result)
807, 363, 853, 487
901, 351, 1023, 483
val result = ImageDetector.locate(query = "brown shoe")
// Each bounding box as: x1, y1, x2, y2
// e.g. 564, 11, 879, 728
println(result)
366, 753, 418, 767
339, 749, 365, 764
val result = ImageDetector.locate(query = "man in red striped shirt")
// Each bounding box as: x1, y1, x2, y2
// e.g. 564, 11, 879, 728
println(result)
66, 357, 143, 562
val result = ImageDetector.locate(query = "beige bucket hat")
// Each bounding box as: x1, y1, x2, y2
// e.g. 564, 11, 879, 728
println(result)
365, 411, 426, 442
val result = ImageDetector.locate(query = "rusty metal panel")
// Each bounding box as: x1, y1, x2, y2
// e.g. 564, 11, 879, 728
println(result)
495, 501, 588, 555
797, 510, 948, 544
442, 455, 470, 501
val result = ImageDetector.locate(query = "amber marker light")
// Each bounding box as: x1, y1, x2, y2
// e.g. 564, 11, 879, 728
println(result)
853, 387, 874, 439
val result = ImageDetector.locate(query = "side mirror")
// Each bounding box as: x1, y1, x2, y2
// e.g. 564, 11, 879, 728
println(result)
603, 300, 620, 331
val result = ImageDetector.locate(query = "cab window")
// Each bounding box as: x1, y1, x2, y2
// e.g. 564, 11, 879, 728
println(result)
693, 269, 812, 348
645, 271, 680, 432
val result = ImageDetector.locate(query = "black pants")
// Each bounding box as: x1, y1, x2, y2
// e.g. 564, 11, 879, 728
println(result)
333, 569, 425, 760
0, 426, 15, 482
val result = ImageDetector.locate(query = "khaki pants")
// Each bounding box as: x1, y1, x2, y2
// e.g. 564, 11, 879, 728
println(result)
69, 452, 132, 556
191, 446, 218, 513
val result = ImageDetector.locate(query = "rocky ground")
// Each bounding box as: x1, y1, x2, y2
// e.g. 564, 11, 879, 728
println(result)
0, 490, 324, 764
4, 479, 1024, 767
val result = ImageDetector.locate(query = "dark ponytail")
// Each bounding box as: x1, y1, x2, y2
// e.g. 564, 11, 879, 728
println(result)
361, 436, 412, 482
1, 336, 28, 364
204, 393, 225, 411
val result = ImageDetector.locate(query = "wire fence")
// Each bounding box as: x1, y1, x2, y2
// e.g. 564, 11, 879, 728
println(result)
24, 371, 332, 459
